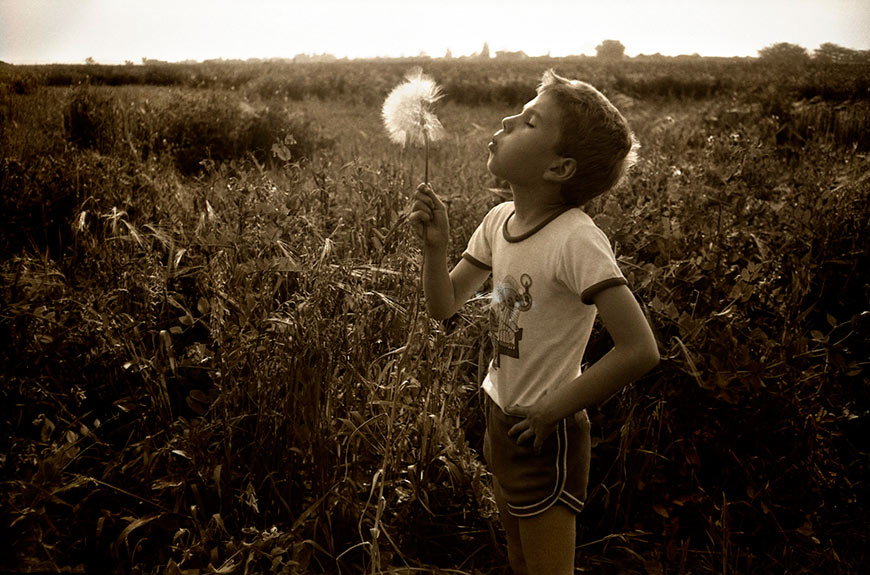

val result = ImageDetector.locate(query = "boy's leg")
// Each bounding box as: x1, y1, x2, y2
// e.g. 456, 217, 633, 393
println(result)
517, 503, 576, 575
492, 476, 528, 574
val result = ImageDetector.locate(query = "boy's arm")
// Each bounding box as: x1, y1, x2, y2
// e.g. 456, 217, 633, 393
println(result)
423, 253, 490, 320
508, 284, 660, 451
410, 184, 490, 320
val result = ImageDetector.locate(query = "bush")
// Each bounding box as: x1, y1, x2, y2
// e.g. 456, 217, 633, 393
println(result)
0, 155, 81, 258
60, 87, 334, 175
162, 96, 333, 175
579, 98, 869, 571
64, 84, 121, 153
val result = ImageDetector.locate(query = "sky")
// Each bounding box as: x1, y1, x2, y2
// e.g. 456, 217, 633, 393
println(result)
1, 0, 869, 64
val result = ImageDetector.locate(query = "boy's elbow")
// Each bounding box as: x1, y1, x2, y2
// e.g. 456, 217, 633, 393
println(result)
647, 351, 661, 372
430, 310, 452, 321
426, 294, 462, 320
640, 343, 660, 373
427, 303, 454, 321
623, 335, 659, 377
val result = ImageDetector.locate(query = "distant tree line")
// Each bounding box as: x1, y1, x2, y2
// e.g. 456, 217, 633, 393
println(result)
76, 41, 870, 67
759, 42, 869, 65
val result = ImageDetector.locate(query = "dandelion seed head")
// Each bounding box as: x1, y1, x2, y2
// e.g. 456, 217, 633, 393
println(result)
382, 67, 445, 148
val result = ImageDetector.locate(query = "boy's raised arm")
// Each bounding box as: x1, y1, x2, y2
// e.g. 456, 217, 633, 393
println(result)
409, 184, 490, 320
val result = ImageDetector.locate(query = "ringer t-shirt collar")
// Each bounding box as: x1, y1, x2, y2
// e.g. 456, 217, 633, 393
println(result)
502, 207, 572, 243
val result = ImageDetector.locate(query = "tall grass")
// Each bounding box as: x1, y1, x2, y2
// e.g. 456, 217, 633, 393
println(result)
1, 60, 868, 574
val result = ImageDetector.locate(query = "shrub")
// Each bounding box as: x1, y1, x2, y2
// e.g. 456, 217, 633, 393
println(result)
64, 84, 121, 153
60, 87, 334, 175
580, 97, 869, 571
0, 155, 81, 258
139, 92, 333, 175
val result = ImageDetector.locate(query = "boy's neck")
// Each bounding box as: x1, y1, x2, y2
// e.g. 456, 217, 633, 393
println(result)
509, 183, 566, 231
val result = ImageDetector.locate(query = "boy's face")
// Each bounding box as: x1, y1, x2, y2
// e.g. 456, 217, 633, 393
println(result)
487, 91, 566, 186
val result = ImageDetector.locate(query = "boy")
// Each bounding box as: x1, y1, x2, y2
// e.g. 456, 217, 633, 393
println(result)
409, 70, 660, 575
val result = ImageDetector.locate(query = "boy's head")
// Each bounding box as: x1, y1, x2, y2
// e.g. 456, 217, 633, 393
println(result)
536, 70, 637, 206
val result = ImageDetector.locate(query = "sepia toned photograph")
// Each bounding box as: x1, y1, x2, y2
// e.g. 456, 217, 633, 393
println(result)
1, 1, 868, 573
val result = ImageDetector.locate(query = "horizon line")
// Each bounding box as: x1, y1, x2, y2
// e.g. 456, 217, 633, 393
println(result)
5, 40, 868, 67
5, 51, 863, 67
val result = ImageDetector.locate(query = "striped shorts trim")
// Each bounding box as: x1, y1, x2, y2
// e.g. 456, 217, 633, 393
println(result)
483, 394, 590, 517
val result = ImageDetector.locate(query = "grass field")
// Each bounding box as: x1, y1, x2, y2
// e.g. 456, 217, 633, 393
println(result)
1, 58, 868, 574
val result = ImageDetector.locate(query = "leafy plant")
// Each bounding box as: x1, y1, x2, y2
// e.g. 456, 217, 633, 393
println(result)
1, 58, 867, 575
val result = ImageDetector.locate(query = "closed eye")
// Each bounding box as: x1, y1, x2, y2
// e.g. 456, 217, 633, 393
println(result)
522, 110, 538, 128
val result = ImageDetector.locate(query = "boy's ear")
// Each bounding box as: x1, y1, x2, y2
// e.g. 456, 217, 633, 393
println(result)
543, 156, 576, 183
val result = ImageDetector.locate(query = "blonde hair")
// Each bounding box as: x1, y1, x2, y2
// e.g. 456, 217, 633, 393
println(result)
537, 69, 639, 206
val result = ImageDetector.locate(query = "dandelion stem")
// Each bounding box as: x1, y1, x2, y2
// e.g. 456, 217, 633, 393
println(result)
421, 129, 430, 278
420, 131, 432, 397
420, 131, 429, 314
424, 129, 430, 185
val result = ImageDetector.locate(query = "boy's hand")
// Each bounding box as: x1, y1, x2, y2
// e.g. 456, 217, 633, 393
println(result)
506, 390, 558, 453
408, 183, 449, 250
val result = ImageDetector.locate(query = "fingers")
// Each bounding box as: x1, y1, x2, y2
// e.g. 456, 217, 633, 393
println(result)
416, 183, 447, 210
407, 207, 432, 227
408, 183, 444, 231
416, 182, 435, 195
409, 198, 432, 228
508, 420, 526, 438
508, 408, 549, 453
508, 418, 536, 448
506, 405, 529, 438
504, 403, 527, 419
509, 422, 542, 453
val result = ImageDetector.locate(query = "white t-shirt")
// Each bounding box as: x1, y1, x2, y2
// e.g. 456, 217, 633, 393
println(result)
462, 201, 627, 409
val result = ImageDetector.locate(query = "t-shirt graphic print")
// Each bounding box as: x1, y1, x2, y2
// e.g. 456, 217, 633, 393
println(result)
490, 273, 533, 367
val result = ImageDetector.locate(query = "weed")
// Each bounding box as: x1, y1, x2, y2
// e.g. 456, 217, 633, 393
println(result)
1, 59, 868, 574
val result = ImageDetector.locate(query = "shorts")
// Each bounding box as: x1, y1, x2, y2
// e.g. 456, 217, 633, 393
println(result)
483, 394, 590, 517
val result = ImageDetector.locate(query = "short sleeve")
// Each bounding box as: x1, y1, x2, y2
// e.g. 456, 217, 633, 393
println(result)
557, 223, 627, 305
461, 203, 508, 271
